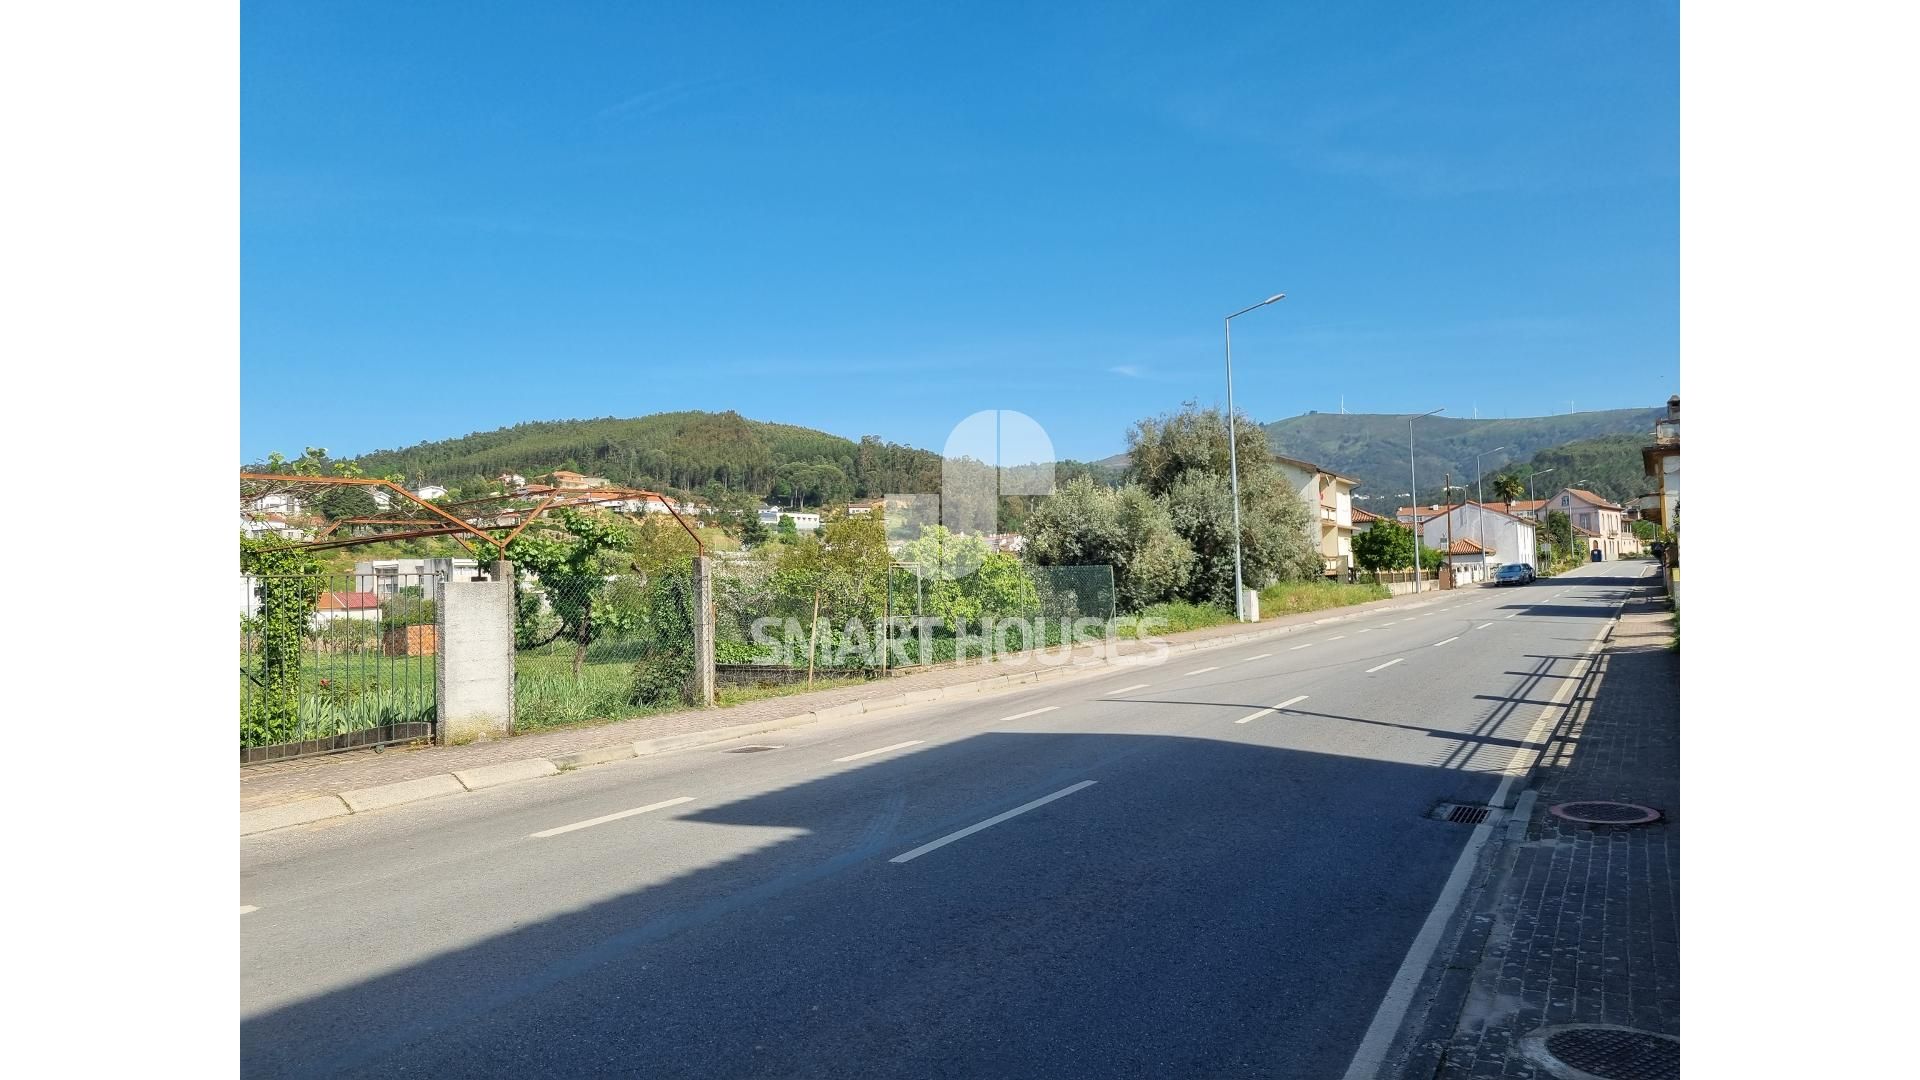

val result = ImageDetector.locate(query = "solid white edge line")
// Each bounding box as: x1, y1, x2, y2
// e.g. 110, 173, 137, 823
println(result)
889, 781, 1098, 863
998, 705, 1060, 722
833, 740, 925, 763
1103, 683, 1150, 696
1186, 666, 1220, 675
240, 905, 258, 915
1364, 658, 1404, 673
1356, 628, 1372, 634
1339, 598, 1621, 1080
1432, 636, 1459, 647
530, 796, 696, 838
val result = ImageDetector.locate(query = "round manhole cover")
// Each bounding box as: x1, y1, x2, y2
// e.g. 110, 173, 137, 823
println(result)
1548, 800, 1661, 825
1522, 1024, 1678, 1080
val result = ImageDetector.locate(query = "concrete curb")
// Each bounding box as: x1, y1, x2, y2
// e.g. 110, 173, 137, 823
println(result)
239, 795, 350, 836
454, 758, 558, 791
241, 588, 1449, 836
339, 774, 466, 814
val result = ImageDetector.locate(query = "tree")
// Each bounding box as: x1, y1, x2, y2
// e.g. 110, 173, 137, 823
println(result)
316, 484, 380, 522
1631, 519, 1659, 542
501, 508, 637, 677
1492, 473, 1527, 512
1127, 404, 1320, 606
1352, 520, 1415, 573
1543, 510, 1576, 558
1022, 475, 1193, 612
240, 535, 325, 746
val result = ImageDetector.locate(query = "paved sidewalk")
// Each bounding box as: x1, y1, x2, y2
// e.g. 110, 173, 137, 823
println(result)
241, 585, 1457, 813
1419, 587, 1679, 1078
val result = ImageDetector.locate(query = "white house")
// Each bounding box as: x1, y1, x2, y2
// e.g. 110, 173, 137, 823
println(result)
352, 557, 481, 596
313, 591, 382, 624
415, 484, 448, 501
1444, 538, 1498, 583
1402, 502, 1539, 571
783, 512, 821, 532
1547, 488, 1631, 560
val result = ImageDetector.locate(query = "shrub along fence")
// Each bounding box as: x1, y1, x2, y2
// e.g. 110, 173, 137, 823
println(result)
239, 572, 440, 764
510, 560, 699, 732
712, 560, 1117, 682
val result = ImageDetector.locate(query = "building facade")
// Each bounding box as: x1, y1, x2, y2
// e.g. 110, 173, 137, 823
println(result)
1272, 454, 1359, 576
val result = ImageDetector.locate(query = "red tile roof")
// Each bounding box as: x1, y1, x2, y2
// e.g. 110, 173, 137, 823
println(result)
318, 591, 382, 611
1445, 538, 1490, 554
1561, 488, 1624, 510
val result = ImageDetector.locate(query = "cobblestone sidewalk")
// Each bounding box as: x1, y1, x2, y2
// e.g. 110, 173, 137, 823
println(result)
1419, 586, 1679, 1078
241, 585, 1456, 813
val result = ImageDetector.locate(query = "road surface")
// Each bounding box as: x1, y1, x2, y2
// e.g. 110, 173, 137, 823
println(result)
241, 563, 1649, 1079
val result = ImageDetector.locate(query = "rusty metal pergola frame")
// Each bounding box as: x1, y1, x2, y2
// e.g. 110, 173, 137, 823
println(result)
239, 474, 705, 556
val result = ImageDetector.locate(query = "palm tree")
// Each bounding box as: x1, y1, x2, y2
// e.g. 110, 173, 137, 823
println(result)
1492, 473, 1526, 514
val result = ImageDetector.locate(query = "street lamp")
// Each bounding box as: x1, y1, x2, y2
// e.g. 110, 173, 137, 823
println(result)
1224, 292, 1286, 621
1474, 445, 1507, 557
1408, 408, 1445, 593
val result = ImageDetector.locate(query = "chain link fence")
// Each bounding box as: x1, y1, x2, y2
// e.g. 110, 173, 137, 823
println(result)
240, 572, 440, 763
713, 557, 1116, 680
510, 560, 698, 731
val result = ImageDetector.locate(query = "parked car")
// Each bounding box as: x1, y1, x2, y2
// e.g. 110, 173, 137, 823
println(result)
1493, 564, 1533, 586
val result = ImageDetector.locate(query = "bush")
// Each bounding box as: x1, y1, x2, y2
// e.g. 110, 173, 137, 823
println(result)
1259, 580, 1389, 615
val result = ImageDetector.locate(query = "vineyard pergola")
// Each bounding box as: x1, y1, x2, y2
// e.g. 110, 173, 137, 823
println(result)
239, 474, 705, 556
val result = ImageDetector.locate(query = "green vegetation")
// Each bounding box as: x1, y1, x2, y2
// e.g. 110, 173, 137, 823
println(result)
1259, 579, 1389, 615
1118, 600, 1237, 637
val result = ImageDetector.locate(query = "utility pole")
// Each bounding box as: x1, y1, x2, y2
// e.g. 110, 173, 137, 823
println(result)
1444, 472, 1456, 589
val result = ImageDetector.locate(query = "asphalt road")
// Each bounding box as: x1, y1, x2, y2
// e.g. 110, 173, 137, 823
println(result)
241, 563, 1651, 1079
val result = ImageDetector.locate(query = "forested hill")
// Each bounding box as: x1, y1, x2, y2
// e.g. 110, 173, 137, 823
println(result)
331, 412, 946, 506
1260, 407, 1664, 506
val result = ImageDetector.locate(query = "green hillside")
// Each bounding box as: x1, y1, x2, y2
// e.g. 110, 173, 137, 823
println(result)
311, 412, 945, 506
1259, 408, 1664, 507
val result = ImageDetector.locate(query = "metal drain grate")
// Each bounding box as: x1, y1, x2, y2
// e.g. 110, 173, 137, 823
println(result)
723, 745, 783, 754
1524, 1024, 1678, 1080
1430, 803, 1494, 825
1548, 800, 1661, 826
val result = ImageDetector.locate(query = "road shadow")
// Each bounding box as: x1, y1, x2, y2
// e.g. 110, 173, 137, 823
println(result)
244, 728, 1544, 1079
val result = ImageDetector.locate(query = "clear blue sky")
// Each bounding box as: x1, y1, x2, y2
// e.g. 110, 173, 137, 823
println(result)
242, 1, 1678, 465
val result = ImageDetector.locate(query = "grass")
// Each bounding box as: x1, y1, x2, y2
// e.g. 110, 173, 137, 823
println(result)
716, 676, 866, 707
1258, 580, 1389, 616
1116, 600, 1237, 638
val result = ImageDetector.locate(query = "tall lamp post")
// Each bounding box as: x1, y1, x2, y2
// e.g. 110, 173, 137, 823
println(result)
1408, 408, 1445, 593
1528, 467, 1556, 566
1224, 292, 1286, 622
1473, 445, 1507, 557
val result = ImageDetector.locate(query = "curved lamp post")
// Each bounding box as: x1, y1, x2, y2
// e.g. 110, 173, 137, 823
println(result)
1224, 293, 1285, 621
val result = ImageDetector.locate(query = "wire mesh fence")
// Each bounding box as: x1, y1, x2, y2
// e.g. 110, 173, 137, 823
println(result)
712, 558, 1117, 678
510, 560, 698, 732
239, 572, 440, 764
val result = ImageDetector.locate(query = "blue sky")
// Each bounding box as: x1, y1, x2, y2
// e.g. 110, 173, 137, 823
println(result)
242, 1, 1678, 464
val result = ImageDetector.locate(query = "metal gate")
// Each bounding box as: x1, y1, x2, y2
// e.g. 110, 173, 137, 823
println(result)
240, 571, 441, 764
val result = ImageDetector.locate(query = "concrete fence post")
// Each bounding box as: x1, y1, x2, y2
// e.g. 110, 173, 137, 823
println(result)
691, 555, 715, 707
435, 569, 516, 744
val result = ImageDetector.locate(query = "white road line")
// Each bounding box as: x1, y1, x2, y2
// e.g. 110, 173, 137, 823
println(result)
833, 740, 924, 763
1365, 658, 1404, 673
1331, 635, 1347, 641
1289, 642, 1315, 651
998, 705, 1060, 722
1104, 683, 1150, 696
1504, 612, 1520, 619
1476, 623, 1494, 630
1243, 653, 1273, 662
889, 781, 1099, 864
1356, 628, 1372, 634
1274, 694, 1309, 710
1187, 666, 1220, 675
1341, 596, 1623, 1080
1230, 693, 1308, 723
1233, 707, 1277, 725
1432, 636, 1459, 647
240, 905, 258, 915
530, 796, 695, 838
